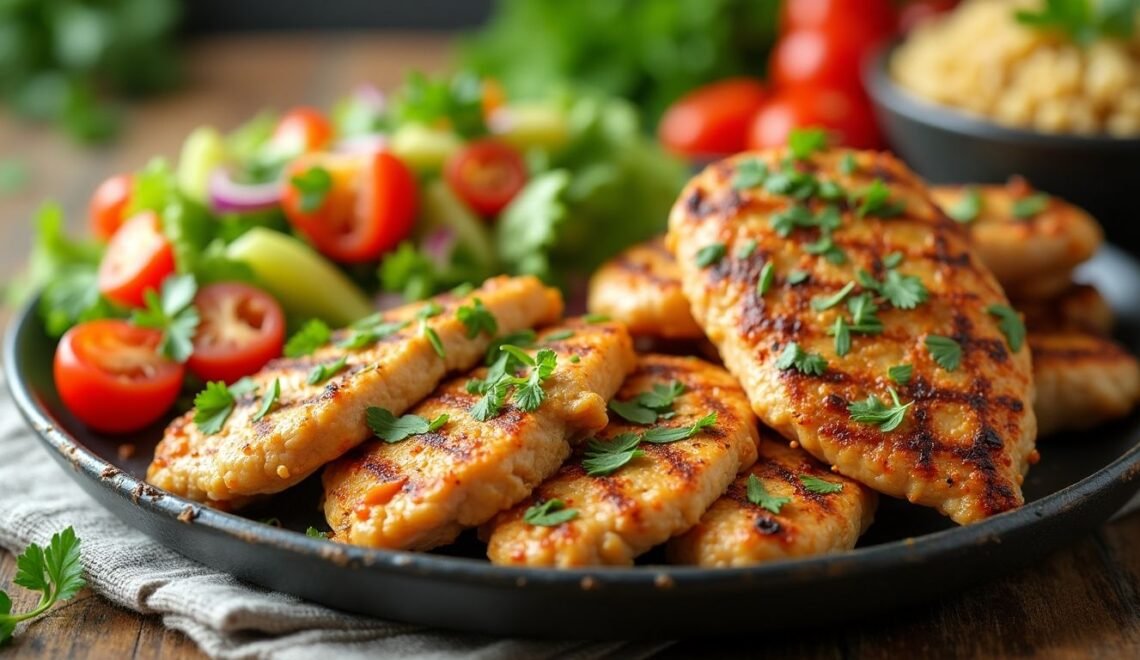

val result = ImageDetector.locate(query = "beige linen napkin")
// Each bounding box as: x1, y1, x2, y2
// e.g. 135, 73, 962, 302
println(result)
0, 377, 668, 659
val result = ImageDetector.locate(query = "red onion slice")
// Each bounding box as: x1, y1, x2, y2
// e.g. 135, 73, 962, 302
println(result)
353, 84, 387, 115
332, 133, 389, 155
421, 227, 457, 267
208, 168, 281, 213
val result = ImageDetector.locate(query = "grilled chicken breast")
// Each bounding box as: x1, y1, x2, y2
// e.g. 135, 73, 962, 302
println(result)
587, 237, 704, 340
148, 276, 563, 505
667, 435, 876, 567
321, 319, 636, 551
1031, 331, 1140, 436
1018, 284, 1114, 336
930, 178, 1102, 300
668, 148, 1037, 524
484, 354, 758, 567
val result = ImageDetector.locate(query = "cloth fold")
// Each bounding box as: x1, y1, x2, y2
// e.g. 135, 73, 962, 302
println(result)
0, 378, 666, 659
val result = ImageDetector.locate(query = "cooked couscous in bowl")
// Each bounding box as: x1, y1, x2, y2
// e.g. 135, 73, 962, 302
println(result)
891, 0, 1140, 137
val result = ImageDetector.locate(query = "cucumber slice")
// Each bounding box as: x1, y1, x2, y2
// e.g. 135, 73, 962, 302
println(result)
390, 125, 462, 172
492, 104, 570, 152
226, 228, 373, 326
177, 126, 227, 204
420, 179, 496, 271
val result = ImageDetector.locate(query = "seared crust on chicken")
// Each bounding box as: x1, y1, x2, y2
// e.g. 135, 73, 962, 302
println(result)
483, 354, 758, 567
1018, 284, 1114, 336
931, 178, 1102, 300
321, 319, 636, 551
668, 148, 1037, 524
148, 276, 564, 505
587, 237, 705, 340
667, 436, 876, 567
1031, 331, 1140, 436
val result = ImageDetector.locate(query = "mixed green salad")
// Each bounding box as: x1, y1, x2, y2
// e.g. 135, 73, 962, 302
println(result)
19, 72, 684, 434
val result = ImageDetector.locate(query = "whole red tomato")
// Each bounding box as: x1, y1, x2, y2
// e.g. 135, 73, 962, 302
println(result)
748, 86, 881, 151
658, 78, 769, 157
770, 27, 872, 97
782, 0, 897, 40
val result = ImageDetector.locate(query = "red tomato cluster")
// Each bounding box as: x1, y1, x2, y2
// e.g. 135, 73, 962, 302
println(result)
659, 1, 958, 157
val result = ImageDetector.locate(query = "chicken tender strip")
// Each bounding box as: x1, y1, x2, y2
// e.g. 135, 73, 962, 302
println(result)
322, 319, 636, 551
587, 237, 704, 340
931, 178, 1102, 300
1030, 331, 1140, 437
668, 149, 1037, 525
667, 436, 876, 567
149, 276, 564, 505
484, 354, 759, 567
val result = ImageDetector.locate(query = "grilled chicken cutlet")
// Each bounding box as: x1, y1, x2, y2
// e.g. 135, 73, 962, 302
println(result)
1030, 331, 1140, 436
930, 178, 1102, 300
322, 319, 636, 551
484, 354, 758, 567
1018, 284, 1114, 337
668, 148, 1037, 525
149, 276, 563, 505
587, 237, 704, 340
668, 436, 876, 567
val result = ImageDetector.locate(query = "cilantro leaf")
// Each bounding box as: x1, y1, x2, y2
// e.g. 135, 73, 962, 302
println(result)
194, 381, 237, 435
811, 281, 856, 311
987, 304, 1026, 352
862, 269, 929, 310
732, 160, 769, 189
925, 335, 962, 371
130, 274, 200, 363
337, 320, 409, 350
847, 293, 884, 333
888, 364, 914, 386
757, 262, 775, 296
637, 380, 686, 410
788, 127, 828, 160
855, 179, 906, 218
523, 499, 578, 527
308, 356, 349, 385
882, 251, 904, 269
513, 349, 556, 411
471, 378, 511, 421
305, 527, 329, 539
805, 234, 846, 264
582, 433, 645, 476
285, 319, 331, 357
1, 527, 85, 644
544, 329, 575, 342
832, 316, 851, 357
775, 342, 828, 376
584, 313, 611, 324
765, 168, 818, 199
641, 412, 717, 444
457, 298, 498, 339
290, 166, 332, 213
1011, 193, 1050, 219
799, 474, 844, 494
485, 330, 536, 364
839, 153, 858, 175
695, 243, 727, 268
422, 320, 446, 358
251, 378, 280, 422
737, 239, 758, 260
848, 386, 912, 432
770, 204, 816, 237
746, 474, 791, 514
366, 407, 448, 443
947, 187, 982, 223
787, 270, 810, 285
609, 399, 659, 425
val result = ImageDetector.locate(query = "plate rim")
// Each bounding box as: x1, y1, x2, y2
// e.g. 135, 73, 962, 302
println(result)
6, 294, 1140, 592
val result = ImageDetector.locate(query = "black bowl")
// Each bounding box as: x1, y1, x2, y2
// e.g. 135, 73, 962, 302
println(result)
865, 42, 1140, 250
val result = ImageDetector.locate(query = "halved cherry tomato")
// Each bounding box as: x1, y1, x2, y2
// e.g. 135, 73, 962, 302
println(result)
782, 0, 897, 41
97, 211, 176, 308
187, 282, 286, 383
271, 107, 333, 155
281, 150, 418, 263
443, 139, 528, 217
748, 86, 882, 151
54, 320, 185, 433
658, 78, 769, 158
89, 174, 133, 241
898, 0, 958, 32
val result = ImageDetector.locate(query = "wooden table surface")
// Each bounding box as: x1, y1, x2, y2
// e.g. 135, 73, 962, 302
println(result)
1, 34, 1139, 659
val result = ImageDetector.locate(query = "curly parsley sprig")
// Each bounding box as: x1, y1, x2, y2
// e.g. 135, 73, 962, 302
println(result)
1, 527, 85, 645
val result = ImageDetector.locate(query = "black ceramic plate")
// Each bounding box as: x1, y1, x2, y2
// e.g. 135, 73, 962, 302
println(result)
6, 248, 1140, 638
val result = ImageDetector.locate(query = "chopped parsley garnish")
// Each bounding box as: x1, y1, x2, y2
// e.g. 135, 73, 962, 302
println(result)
811, 281, 856, 311
284, 319, 331, 357
470, 378, 511, 422
882, 251, 904, 269
470, 346, 558, 420
847, 293, 884, 333
804, 234, 846, 264
832, 316, 851, 357
485, 329, 536, 364
817, 180, 846, 202
570, 355, 581, 363
417, 301, 443, 319
641, 412, 717, 444
775, 342, 828, 376
544, 329, 575, 342
848, 386, 912, 432
194, 380, 241, 435
584, 313, 610, 324
839, 152, 858, 175
130, 274, 200, 363
0, 527, 85, 645
308, 356, 348, 385
523, 499, 578, 527
336, 319, 409, 350
366, 407, 448, 443
582, 433, 645, 476
947, 187, 982, 223
747, 474, 791, 514
609, 380, 686, 425
788, 127, 828, 160
987, 304, 1026, 352
695, 242, 727, 268
859, 268, 928, 310
451, 282, 475, 297
770, 204, 816, 237
305, 527, 328, 539
787, 270, 810, 285
290, 165, 333, 213
888, 364, 914, 386
457, 298, 498, 338
732, 159, 769, 189
1011, 193, 1050, 219
757, 262, 775, 296
252, 378, 280, 422
799, 474, 844, 494
765, 168, 818, 200
855, 179, 906, 218
422, 320, 445, 358
736, 238, 758, 260
925, 335, 962, 371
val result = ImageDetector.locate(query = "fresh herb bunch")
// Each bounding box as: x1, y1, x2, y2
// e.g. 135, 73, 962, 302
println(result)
0, 0, 182, 143
0, 527, 85, 645
1015, 0, 1138, 45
